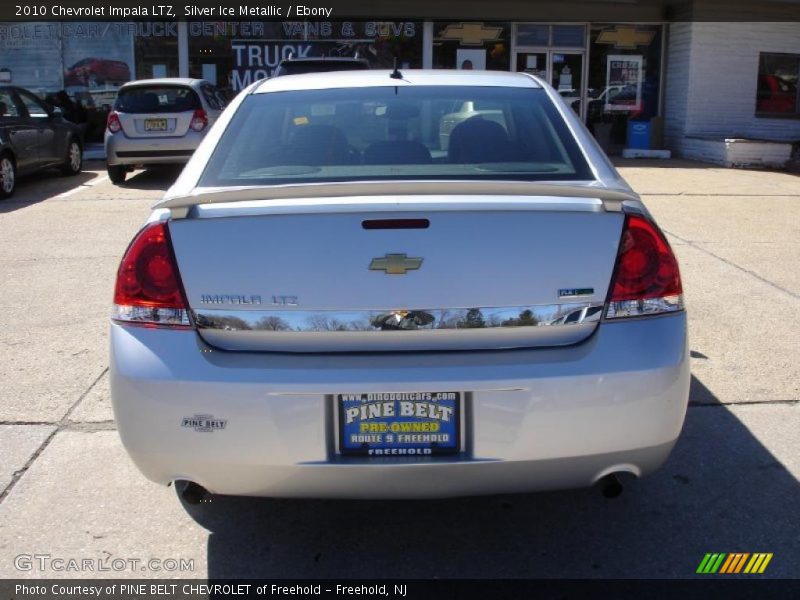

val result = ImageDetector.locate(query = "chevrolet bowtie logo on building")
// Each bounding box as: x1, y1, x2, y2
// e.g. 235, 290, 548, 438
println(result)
181, 414, 227, 433
369, 254, 423, 275
596, 26, 656, 49
439, 22, 504, 46
696, 553, 773, 574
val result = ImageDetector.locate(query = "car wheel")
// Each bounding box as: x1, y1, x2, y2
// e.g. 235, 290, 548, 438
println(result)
0, 154, 16, 199
107, 164, 127, 185
61, 139, 83, 176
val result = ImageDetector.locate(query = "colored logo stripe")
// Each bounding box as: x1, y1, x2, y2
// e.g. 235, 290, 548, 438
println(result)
697, 553, 773, 574
744, 553, 773, 574
697, 553, 726, 573
720, 553, 749, 573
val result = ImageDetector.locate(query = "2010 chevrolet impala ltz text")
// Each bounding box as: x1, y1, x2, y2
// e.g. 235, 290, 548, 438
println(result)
110, 69, 689, 501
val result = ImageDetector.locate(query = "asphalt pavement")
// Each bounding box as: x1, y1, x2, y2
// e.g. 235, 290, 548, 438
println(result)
0, 160, 797, 578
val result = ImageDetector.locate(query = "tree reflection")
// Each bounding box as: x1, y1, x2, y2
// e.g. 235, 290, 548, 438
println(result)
501, 309, 539, 327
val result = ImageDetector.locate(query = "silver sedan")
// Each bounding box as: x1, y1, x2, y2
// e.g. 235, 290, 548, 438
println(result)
110, 70, 688, 501
105, 78, 226, 184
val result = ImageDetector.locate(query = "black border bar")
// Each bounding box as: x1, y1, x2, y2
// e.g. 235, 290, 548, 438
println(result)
3, 579, 800, 600
2, 0, 800, 22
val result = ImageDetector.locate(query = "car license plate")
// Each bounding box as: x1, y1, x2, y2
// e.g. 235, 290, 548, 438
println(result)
144, 118, 168, 132
338, 392, 460, 455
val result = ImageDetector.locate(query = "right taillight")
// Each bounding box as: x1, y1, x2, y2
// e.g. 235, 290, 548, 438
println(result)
189, 108, 208, 132
107, 111, 122, 134
112, 222, 191, 328
605, 213, 684, 319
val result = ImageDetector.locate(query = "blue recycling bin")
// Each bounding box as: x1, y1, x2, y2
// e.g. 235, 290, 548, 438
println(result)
627, 120, 651, 150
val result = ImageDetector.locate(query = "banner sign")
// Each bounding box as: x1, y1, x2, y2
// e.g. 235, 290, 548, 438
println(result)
605, 54, 643, 111
0, 21, 133, 96
230, 39, 372, 90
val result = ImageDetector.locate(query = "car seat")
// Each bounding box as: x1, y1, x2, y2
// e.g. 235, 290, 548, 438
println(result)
448, 116, 516, 163
286, 124, 353, 166
133, 92, 161, 113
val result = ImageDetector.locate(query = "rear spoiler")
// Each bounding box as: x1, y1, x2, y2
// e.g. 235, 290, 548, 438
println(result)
156, 180, 640, 218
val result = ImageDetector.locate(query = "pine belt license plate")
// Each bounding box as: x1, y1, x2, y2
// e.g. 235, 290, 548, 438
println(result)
144, 118, 168, 131
338, 392, 460, 456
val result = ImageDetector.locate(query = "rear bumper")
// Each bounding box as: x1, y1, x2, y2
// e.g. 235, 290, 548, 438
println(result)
105, 131, 203, 166
110, 313, 689, 498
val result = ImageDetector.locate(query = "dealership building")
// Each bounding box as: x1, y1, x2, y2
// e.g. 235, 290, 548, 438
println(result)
1, 0, 798, 165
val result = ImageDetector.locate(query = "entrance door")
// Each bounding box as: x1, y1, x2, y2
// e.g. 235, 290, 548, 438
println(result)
550, 52, 583, 118
514, 50, 585, 119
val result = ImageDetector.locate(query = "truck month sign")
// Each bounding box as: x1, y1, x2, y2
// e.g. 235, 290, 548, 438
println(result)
605, 54, 643, 111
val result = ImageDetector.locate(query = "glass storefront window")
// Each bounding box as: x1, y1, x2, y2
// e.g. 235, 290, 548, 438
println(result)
552, 25, 586, 48
0, 22, 140, 142
188, 21, 422, 97
515, 25, 585, 48
756, 53, 800, 116
587, 24, 663, 153
516, 24, 549, 47
134, 34, 179, 80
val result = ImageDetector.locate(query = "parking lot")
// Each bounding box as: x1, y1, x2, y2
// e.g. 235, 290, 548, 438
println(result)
0, 159, 798, 579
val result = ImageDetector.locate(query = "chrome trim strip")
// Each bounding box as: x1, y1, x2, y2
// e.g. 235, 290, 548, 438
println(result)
193, 303, 604, 352
194, 302, 603, 333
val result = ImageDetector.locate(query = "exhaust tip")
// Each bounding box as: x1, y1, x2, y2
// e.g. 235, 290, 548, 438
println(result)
179, 481, 210, 505
598, 474, 624, 499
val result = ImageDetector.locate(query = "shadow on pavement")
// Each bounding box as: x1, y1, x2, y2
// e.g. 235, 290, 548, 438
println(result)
0, 169, 97, 214
119, 165, 184, 191
612, 158, 719, 170
179, 375, 798, 579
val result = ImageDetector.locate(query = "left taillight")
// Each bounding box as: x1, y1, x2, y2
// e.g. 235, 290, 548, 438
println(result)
190, 108, 208, 132
107, 111, 122, 134
605, 213, 684, 319
112, 222, 191, 328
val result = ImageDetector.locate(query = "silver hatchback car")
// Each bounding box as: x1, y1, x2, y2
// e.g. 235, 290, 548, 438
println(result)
105, 78, 226, 184
110, 70, 689, 501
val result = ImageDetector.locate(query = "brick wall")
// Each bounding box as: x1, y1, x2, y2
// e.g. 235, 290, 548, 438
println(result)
664, 22, 800, 155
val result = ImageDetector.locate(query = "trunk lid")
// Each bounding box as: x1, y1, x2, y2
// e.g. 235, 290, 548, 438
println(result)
167, 197, 624, 352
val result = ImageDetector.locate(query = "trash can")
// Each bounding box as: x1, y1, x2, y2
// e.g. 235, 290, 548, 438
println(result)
627, 120, 651, 150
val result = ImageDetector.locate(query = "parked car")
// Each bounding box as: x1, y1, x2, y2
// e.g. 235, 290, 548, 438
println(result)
558, 88, 581, 113
110, 70, 688, 501
64, 58, 131, 88
0, 86, 83, 198
757, 74, 797, 114
272, 56, 370, 77
105, 78, 226, 184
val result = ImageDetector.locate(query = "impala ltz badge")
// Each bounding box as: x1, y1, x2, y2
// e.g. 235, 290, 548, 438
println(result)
369, 253, 423, 275
200, 294, 261, 305
181, 414, 227, 433
271, 295, 299, 306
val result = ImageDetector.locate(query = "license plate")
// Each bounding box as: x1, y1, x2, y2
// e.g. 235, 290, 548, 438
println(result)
338, 392, 460, 456
144, 118, 168, 132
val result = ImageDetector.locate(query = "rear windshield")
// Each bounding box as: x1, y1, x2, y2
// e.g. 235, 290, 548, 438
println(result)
115, 85, 201, 114
200, 85, 592, 187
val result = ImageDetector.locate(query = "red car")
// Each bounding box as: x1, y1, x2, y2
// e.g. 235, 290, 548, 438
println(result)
64, 58, 131, 88
757, 74, 797, 114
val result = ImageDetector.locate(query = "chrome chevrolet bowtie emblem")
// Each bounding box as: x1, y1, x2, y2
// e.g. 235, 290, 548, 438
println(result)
369, 253, 423, 275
